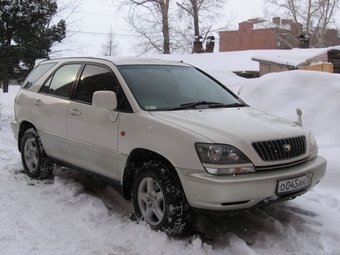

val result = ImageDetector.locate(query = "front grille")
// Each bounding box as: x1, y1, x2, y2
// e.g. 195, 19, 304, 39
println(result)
252, 136, 306, 161
255, 158, 308, 171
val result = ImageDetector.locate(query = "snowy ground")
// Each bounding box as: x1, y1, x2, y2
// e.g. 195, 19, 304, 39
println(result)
1, 67, 340, 254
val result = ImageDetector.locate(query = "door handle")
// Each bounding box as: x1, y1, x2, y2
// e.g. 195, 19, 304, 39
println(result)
68, 109, 82, 116
34, 99, 43, 106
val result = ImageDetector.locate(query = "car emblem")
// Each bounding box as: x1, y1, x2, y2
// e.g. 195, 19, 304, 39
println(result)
283, 144, 292, 152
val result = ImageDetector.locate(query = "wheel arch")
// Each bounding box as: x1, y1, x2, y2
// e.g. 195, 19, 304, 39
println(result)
18, 121, 37, 152
122, 148, 181, 201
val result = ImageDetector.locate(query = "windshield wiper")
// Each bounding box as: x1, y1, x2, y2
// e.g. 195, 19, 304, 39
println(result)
169, 101, 223, 110
209, 102, 248, 108
168, 101, 247, 110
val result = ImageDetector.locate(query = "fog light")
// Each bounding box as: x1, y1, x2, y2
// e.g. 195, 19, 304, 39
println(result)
206, 166, 255, 175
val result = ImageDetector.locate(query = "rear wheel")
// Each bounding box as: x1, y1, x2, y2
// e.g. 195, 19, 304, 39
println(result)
20, 128, 54, 180
132, 161, 192, 236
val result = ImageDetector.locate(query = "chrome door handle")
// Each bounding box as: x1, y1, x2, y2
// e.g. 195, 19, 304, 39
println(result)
34, 99, 43, 106
68, 109, 82, 116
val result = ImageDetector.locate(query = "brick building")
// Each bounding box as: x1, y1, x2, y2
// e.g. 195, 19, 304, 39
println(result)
219, 18, 302, 52
219, 17, 340, 52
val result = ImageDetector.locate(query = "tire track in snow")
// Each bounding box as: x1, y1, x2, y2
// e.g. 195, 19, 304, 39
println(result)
1, 116, 340, 255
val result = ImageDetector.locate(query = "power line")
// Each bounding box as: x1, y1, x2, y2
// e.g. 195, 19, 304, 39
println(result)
77, 11, 124, 19
66, 30, 135, 38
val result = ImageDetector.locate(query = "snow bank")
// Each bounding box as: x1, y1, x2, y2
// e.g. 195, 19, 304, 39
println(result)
238, 70, 340, 149
0, 85, 19, 119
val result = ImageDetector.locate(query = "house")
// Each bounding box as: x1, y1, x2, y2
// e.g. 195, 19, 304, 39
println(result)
219, 18, 340, 52
152, 46, 340, 79
251, 46, 340, 76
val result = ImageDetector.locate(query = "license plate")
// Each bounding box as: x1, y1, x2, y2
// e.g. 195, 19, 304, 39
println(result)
277, 173, 313, 195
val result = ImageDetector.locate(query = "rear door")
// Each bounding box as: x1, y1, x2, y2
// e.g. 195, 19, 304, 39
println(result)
66, 63, 123, 180
31, 63, 82, 160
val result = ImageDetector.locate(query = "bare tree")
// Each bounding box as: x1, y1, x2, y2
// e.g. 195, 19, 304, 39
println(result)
175, 0, 227, 53
116, 0, 229, 55
265, 0, 340, 47
50, 0, 87, 57
315, 0, 340, 47
101, 27, 120, 56
120, 0, 171, 55
176, 0, 226, 38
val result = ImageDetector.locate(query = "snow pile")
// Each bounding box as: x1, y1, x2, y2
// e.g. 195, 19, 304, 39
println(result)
239, 70, 340, 148
0, 85, 18, 119
1, 64, 340, 254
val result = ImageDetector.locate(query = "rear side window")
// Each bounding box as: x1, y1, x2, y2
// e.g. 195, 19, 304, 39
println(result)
40, 64, 82, 98
22, 62, 56, 89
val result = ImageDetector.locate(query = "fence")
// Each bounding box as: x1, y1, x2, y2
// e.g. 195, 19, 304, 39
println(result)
298, 63, 334, 73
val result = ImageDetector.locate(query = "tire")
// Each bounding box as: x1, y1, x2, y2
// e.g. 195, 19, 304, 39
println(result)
20, 128, 54, 180
132, 161, 192, 236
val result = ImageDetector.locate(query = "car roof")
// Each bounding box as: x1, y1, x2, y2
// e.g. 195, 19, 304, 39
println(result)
36, 57, 191, 67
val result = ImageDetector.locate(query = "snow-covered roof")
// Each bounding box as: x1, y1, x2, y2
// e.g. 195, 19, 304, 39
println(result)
251, 46, 340, 67
152, 51, 261, 72
153, 46, 340, 72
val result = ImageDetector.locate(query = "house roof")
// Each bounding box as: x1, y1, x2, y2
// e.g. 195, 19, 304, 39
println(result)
251, 46, 340, 67
153, 51, 261, 72
152, 46, 340, 73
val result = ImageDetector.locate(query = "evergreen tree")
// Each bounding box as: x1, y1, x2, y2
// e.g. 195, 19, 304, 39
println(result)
0, 0, 66, 92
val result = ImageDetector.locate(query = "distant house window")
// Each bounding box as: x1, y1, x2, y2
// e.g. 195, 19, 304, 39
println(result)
244, 28, 247, 33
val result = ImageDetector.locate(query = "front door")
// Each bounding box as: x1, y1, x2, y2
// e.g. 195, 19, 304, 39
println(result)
66, 64, 121, 180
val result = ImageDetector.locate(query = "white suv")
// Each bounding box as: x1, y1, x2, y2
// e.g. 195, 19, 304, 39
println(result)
11, 57, 326, 236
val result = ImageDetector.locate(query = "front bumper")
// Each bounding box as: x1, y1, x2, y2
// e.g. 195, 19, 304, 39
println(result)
176, 156, 327, 211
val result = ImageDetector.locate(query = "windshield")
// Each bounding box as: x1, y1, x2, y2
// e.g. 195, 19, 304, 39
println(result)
117, 65, 245, 111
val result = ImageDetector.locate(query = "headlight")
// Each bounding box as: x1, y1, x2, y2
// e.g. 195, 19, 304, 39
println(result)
195, 143, 255, 175
309, 133, 318, 160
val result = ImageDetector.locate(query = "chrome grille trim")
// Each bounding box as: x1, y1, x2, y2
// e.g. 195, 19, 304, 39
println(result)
255, 158, 308, 171
252, 136, 306, 161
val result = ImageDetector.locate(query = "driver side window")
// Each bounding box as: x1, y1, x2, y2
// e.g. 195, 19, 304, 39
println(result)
76, 64, 116, 103
76, 64, 132, 112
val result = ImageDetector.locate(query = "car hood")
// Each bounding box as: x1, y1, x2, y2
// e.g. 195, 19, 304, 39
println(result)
150, 107, 308, 145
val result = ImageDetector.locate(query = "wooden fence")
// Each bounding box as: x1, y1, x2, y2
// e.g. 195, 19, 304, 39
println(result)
298, 63, 334, 73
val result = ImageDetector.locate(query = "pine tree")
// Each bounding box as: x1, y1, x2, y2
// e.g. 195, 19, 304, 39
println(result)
0, 0, 66, 92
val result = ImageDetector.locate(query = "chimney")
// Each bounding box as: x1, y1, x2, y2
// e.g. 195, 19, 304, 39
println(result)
272, 17, 281, 25
193, 36, 204, 53
206, 36, 215, 53
281, 19, 292, 26
298, 34, 310, 48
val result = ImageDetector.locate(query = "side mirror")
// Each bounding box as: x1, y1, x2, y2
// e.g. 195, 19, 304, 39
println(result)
92, 91, 117, 110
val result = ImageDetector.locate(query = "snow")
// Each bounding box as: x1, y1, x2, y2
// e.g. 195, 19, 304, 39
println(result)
153, 51, 261, 72
1, 53, 340, 254
154, 46, 340, 71
251, 46, 340, 67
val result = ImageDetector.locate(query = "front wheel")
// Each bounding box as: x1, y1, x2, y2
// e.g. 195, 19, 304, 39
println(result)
20, 128, 54, 180
132, 161, 192, 236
